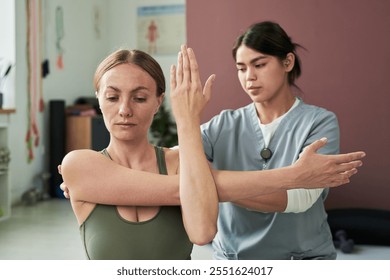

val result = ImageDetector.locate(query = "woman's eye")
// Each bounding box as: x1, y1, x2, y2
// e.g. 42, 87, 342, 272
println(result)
255, 63, 265, 68
106, 96, 118, 101
237, 68, 246, 72
134, 97, 146, 103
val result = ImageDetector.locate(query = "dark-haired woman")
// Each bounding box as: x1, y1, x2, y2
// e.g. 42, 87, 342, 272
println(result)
201, 21, 343, 259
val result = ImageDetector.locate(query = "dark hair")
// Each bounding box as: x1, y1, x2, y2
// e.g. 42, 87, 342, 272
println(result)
232, 21, 303, 88
94, 49, 165, 97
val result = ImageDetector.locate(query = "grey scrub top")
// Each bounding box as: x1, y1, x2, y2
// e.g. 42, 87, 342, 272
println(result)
201, 100, 339, 260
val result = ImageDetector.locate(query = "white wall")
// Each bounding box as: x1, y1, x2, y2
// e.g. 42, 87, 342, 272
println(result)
2, 0, 184, 205
109, 0, 186, 111
8, 0, 110, 205
0, 0, 16, 108
42, 0, 109, 104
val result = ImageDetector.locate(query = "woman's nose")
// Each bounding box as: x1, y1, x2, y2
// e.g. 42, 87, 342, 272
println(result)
119, 103, 133, 117
246, 68, 257, 81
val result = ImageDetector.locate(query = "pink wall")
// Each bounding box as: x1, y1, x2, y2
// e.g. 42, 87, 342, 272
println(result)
187, 0, 390, 210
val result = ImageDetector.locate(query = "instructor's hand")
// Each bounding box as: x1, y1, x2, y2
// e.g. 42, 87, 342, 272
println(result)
293, 138, 365, 188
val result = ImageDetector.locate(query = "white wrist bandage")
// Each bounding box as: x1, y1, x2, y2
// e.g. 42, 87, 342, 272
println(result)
284, 188, 324, 213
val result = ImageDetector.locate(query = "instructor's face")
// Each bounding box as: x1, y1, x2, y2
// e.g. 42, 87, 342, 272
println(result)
235, 45, 290, 104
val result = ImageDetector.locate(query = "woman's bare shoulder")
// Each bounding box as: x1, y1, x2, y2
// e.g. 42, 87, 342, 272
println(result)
162, 147, 180, 175
65, 149, 102, 157
61, 149, 108, 169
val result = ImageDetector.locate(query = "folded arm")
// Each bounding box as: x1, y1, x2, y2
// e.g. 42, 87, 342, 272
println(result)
61, 140, 364, 209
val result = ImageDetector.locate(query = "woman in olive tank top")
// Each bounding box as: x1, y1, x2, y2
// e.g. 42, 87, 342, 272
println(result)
61, 46, 219, 259
80, 147, 193, 260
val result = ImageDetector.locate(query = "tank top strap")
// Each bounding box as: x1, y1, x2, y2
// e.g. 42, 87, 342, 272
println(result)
154, 146, 168, 175
101, 147, 167, 175
101, 148, 111, 159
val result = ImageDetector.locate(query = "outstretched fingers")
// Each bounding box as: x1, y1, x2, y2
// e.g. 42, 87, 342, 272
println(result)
203, 74, 216, 102
324, 159, 362, 188
170, 45, 216, 122
327, 178, 350, 188
181, 45, 191, 85
333, 151, 366, 164
321, 156, 363, 187
336, 160, 363, 173
170, 64, 177, 91
187, 48, 201, 86
342, 168, 358, 178
187, 46, 215, 101
176, 50, 184, 86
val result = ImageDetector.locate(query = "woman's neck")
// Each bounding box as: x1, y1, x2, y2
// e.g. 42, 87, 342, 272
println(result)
106, 139, 157, 172
255, 91, 296, 124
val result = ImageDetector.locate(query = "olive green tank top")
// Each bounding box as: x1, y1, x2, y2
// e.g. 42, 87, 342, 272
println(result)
79, 146, 193, 260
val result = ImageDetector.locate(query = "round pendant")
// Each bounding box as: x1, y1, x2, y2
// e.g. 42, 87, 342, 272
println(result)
260, 148, 272, 160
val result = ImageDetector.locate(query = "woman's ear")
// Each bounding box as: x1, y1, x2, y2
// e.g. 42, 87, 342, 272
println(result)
284, 52, 295, 72
156, 93, 165, 113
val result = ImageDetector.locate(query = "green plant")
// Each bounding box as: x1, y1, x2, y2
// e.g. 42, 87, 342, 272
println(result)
149, 101, 178, 147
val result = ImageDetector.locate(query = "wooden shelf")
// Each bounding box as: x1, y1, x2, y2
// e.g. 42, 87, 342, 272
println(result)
66, 115, 110, 153
0, 109, 16, 114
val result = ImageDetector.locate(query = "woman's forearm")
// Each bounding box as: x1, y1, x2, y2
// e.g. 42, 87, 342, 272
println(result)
212, 168, 293, 202
233, 191, 288, 212
176, 120, 218, 245
213, 146, 364, 202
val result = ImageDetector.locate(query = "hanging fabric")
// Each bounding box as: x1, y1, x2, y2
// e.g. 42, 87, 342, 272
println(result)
41, 0, 50, 79
55, 6, 64, 69
25, 0, 41, 163
38, 0, 44, 112
93, 5, 101, 39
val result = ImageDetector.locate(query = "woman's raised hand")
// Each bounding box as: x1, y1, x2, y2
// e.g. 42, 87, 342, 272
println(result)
170, 45, 215, 126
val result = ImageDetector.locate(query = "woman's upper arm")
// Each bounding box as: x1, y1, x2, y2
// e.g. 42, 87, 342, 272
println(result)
61, 149, 180, 206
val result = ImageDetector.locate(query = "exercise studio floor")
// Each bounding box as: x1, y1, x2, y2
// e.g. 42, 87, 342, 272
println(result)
0, 199, 389, 260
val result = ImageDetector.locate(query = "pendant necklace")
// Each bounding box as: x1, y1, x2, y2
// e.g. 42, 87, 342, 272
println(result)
259, 118, 278, 169
260, 147, 273, 161
260, 147, 272, 169
258, 97, 300, 169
